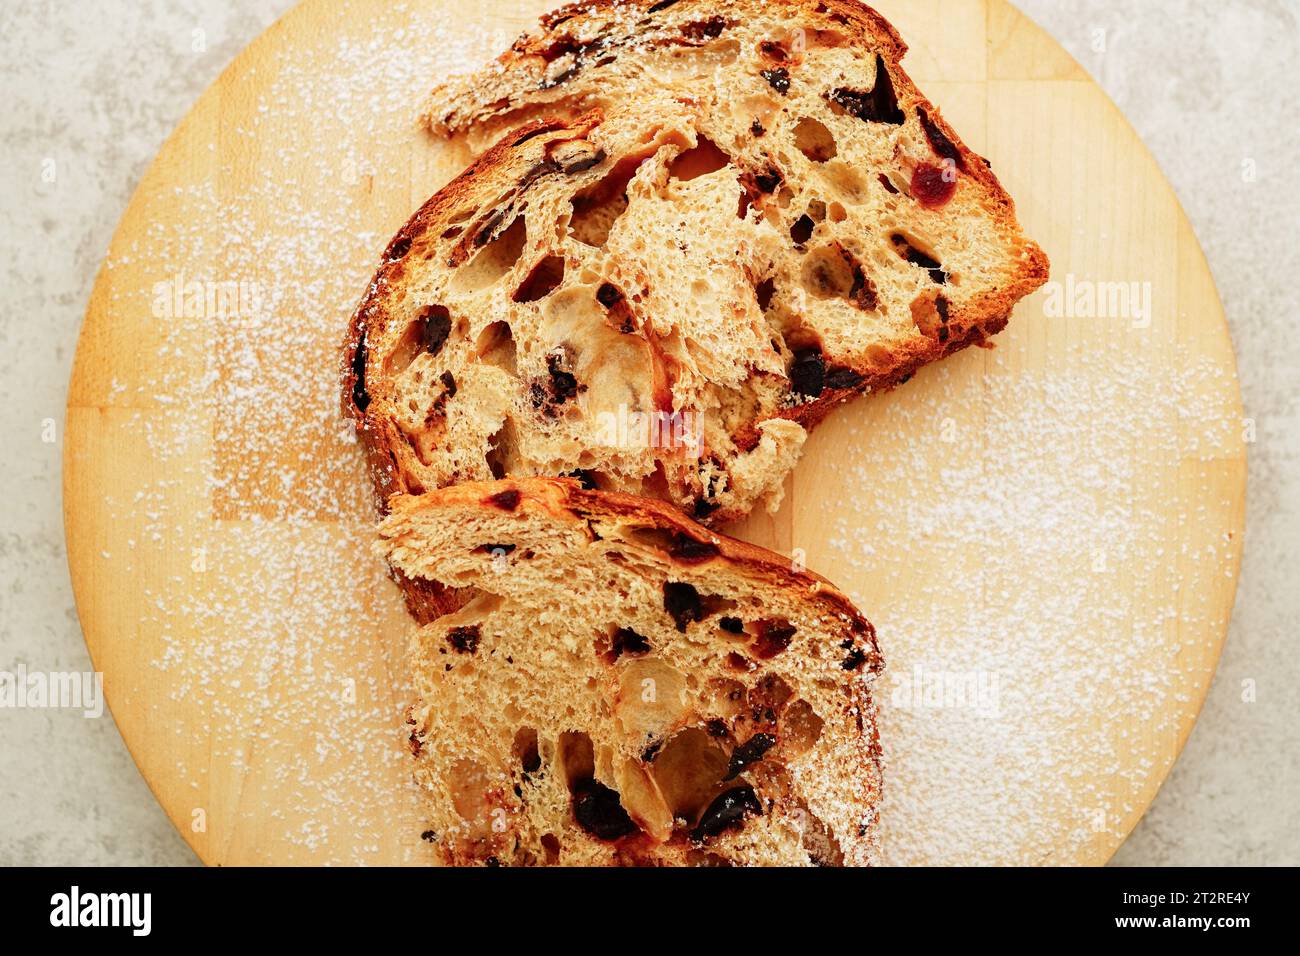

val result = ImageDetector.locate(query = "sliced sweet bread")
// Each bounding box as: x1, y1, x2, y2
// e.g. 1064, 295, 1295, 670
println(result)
344, 0, 1047, 531
379, 478, 883, 866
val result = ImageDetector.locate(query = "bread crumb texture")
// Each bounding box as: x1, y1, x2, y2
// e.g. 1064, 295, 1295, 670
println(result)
380, 477, 883, 866
345, 0, 1048, 529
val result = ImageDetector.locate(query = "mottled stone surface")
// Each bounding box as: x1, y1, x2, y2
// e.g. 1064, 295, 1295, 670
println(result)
0, 0, 1295, 866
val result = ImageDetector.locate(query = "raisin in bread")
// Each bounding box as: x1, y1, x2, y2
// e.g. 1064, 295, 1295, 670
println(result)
344, 0, 1048, 532
379, 478, 882, 866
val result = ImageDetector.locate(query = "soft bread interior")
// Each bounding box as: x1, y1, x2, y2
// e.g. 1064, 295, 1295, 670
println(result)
346, 0, 1047, 527
380, 479, 882, 866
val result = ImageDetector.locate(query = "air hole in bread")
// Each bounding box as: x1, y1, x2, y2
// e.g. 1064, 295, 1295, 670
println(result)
513, 727, 541, 773
452, 215, 527, 293
805, 27, 849, 50
891, 233, 947, 283
513, 255, 566, 302
793, 117, 838, 162
615, 658, 689, 744
781, 699, 824, 757
385, 305, 454, 376
556, 731, 595, 789
755, 277, 777, 311
350, 331, 370, 412
824, 54, 904, 125
474, 320, 517, 375
750, 673, 794, 727
485, 418, 519, 480
910, 292, 951, 340
801, 245, 852, 299
806, 199, 827, 223
802, 244, 879, 311
863, 343, 893, 367
569, 154, 647, 247
757, 38, 789, 62
648, 727, 730, 821
605, 626, 652, 662
789, 214, 816, 246
819, 159, 869, 205
669, 136, 732, 181
447, 757, 495, 826
540, 833, 561, 864
800, 804, 845, 865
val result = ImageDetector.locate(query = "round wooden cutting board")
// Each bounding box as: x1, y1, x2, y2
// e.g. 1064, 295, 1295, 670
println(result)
64, 0, 1245, 866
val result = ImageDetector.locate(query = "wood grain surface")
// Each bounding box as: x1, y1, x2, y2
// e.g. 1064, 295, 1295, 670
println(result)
63, 0, 1246, 865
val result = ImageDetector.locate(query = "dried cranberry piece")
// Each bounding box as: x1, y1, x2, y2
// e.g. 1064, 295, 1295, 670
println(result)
840, 638, 867, 671
572, 779, 638, 840
849, 261, 879, 311
911, 163, 957, 209
789, 349, 826, 398
825, 55, 904, 125
719, 616, 745, 635
546, 353, 580, 403
610, 626, 651, 659
918, 108, 966, 171
725, 733, 777, 780
350, 331, 370, 413
936, 295, 950, 322
664, 582, 704, 631
691, 785, 763, 842
683, 16, 727, 39
670, 535, 720, 564
726, 651, 755, 672
439, 370, 457, 396
420, 830, 436, 843
418, 305, 452, 356
447, 625, 480, 654
753, 619, 796, 659
488, 489, 521, 512
754, 167, 782, 193
706, 718, 730, 738
761, 68, 791, 94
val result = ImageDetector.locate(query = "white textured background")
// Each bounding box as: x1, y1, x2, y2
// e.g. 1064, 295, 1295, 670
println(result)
1, 0, 1296, 866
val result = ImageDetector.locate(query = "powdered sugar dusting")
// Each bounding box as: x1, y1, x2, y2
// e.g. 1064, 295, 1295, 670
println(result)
793, 338, 1240, 864
88, 2, 518, 864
